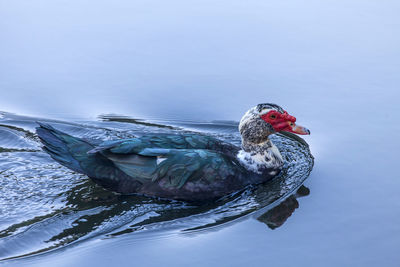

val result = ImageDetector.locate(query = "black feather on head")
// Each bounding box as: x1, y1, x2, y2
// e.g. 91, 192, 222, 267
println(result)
256, 103, 284, 114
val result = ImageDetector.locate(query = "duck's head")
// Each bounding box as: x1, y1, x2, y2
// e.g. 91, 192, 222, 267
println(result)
239, 103, 310, 144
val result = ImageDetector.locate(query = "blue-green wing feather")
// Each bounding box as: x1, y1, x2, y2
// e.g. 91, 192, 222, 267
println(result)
88, 134, 235, 155
152, 149, 237, 188
102, 148, 243, 189
88, 134, 242, 189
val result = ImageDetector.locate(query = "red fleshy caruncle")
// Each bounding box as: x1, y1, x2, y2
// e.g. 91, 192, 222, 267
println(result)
260, 110, 296, 132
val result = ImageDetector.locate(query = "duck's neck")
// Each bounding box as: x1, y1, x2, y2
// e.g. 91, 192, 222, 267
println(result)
237, 138, 283, 174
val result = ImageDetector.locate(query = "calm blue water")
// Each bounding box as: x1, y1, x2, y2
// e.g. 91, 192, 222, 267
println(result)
1, 0, 400, 266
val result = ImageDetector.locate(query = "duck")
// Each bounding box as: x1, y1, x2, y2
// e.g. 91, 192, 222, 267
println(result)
36, 103, 310, 201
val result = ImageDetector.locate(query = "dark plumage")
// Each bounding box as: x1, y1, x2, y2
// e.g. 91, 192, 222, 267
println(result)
256, 103, 284, 113
36, 104, 310, 201
36, 123, 274, 201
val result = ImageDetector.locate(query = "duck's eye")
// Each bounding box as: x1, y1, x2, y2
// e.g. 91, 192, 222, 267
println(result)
270, 114, 277, 119
290, 122, 294, 126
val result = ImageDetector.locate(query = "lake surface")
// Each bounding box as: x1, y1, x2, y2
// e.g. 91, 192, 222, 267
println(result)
1, 0, 400, 266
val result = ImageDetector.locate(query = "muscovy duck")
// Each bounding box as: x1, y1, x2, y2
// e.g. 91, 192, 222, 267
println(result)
36, 103, 310, 201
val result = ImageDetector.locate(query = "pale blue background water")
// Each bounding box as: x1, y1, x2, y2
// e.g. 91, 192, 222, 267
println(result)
1, 0, 400, 266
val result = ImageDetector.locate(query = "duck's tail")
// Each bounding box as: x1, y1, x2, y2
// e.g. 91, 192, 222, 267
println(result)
36, 122, 92, 174
36, 122, 142, 192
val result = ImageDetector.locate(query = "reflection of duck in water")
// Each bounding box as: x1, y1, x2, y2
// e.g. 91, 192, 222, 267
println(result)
257, 185, 310, 229
36, 103, 310, 201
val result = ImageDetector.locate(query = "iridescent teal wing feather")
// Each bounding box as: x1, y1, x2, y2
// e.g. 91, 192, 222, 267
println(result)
88, 134, 236, 155
88, 133, 242, 189
103, 148, 243, 189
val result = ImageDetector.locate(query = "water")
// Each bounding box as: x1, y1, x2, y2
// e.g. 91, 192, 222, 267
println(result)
1, 0, 400, 266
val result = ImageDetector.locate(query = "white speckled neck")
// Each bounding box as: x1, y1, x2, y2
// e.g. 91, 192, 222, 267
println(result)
237, 140, 283, 174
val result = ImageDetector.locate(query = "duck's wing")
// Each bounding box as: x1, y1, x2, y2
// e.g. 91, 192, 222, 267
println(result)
103, 147, 244, 190
88, 134, 239, 155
